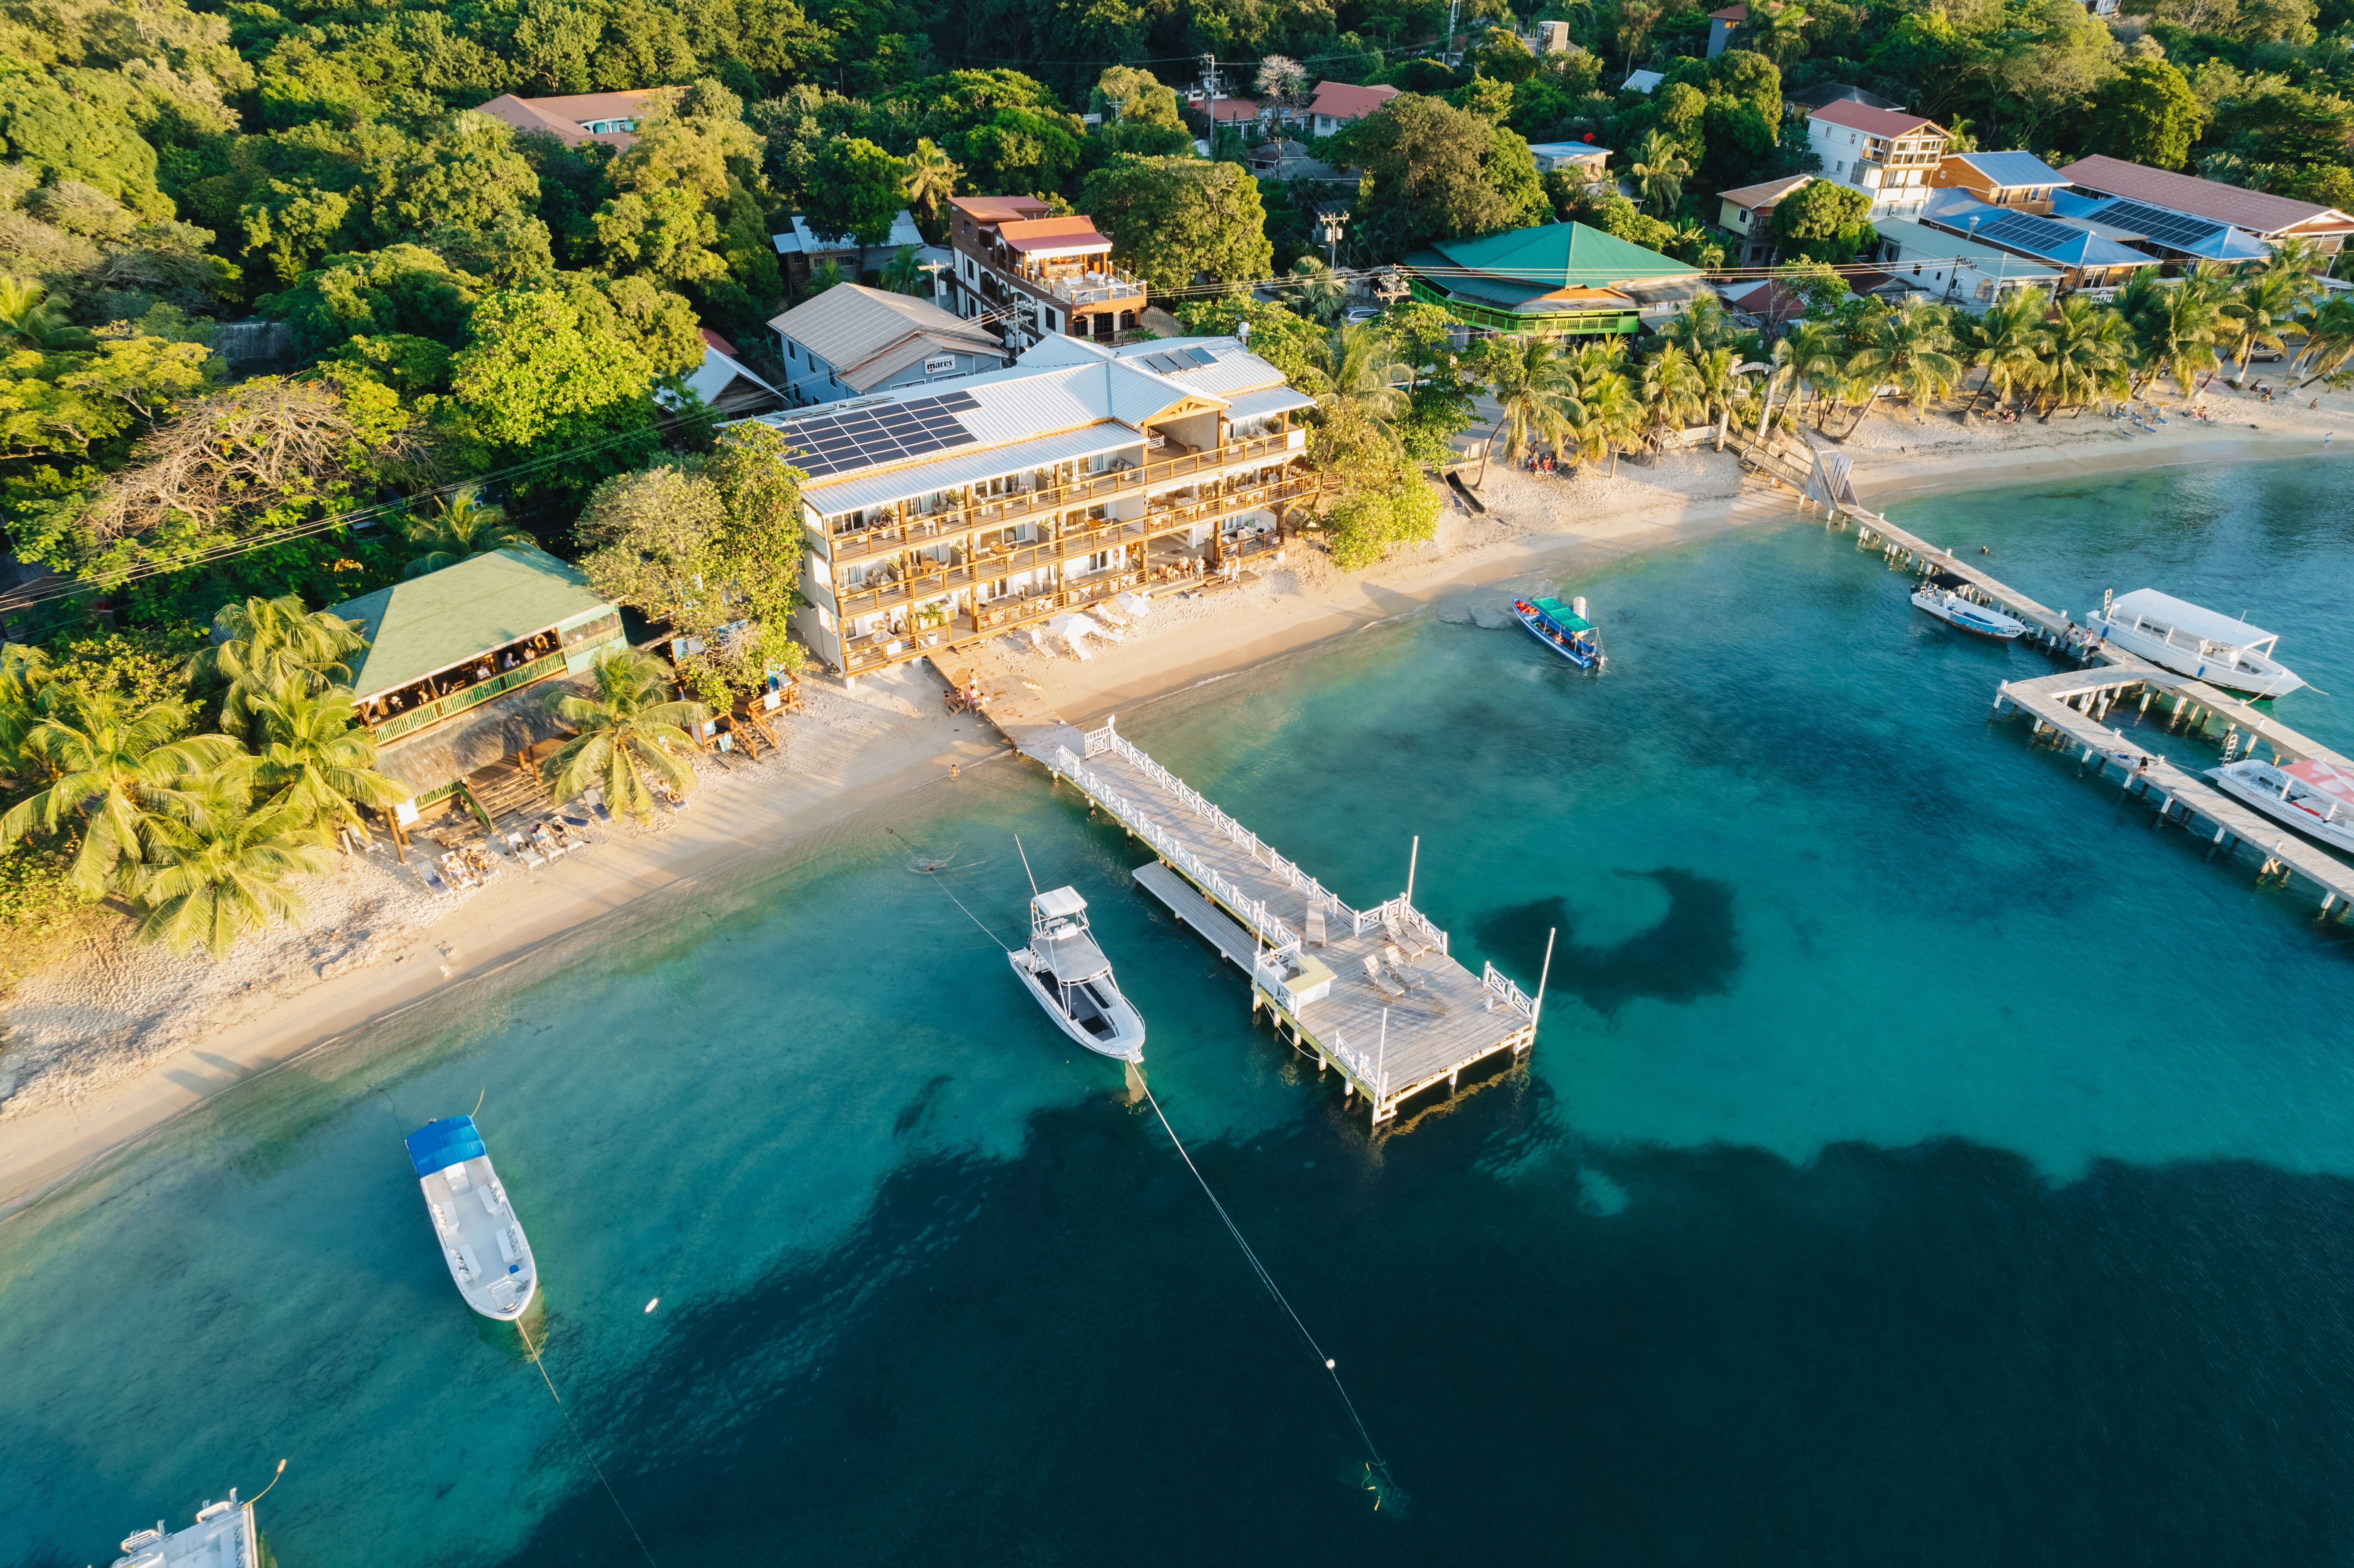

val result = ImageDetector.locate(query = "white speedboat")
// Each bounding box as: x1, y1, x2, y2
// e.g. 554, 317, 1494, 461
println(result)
2089, 589, 2304, 697
1912, 574, 2025, 639
1009, 886, 1145, 1062
405, 1115, 538, 1320
2208, 757, 2354, 854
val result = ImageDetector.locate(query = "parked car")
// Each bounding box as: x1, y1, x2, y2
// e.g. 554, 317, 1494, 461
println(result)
1343, 305, 1381, 324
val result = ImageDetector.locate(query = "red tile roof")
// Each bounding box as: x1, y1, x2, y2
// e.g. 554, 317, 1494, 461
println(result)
1307, 81, 1398, 121
1808, 99, 1939, 138
699, 327, 738, 355
1709, 4, 1748, 17
1206, 95, 1260, 122
1728, 280, 1806, 320
2056, 155, 2354, 237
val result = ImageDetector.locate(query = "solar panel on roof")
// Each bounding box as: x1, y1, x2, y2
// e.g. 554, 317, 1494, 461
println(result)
778, 390, 982, 479
2100, 199, 2225, 249
1978, 211, 2085, 255
1181, 347, 1217, 367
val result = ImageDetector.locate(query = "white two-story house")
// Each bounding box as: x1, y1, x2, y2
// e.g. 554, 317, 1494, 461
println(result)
1806, 101, 1949, 220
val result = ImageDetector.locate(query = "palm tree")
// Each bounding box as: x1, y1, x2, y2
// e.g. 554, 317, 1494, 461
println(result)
1636, 342, 1705, 449
2137, 281, 2223, 401
1313, 321, 1407, 429
188, 594, 370, 737
1953, 289, 2048, 417
540, 649, 708, 822
0, 642, 54, 788
1691, 345, 1746, 449
902, 139, 959, 238
1655, 292, 1732, 355
0, 273, 93, 350
1781, 319, 1846, 430
2293, 293, 2354, 387
1287, 254, 1347, 324
0, 688, 244, 897
1475, 336, 1585, 483
400, 488, 537, 578
879, 245, 930, 296
1628, 130, 1692, 218
133, 796, 331, 958
1750, 0, 1810, 62
248, 683, 412, 844
1839, 300, 1959, 434
804, 258, 847, 299
2220, 267, 2311, 380
2032, 293, 2131, 419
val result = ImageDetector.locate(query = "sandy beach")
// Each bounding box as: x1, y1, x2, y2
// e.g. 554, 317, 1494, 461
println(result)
4, 378, 2346, 1217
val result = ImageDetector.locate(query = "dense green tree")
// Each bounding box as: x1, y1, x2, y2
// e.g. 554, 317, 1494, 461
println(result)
261, 245, 479, 357
0, 69, 170, 217
1326, 94, 1548, 256
806, 138, 909, 245
1771, 179, 1874, 263
134, 792, 332, 957
0, 684, 239, 897
399, 488, 537, 576
1077, 157, 1274, 294
2088, 59, 2206, 170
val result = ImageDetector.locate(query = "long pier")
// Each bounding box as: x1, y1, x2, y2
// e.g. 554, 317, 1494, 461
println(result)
1809, 495, 2354, 920
1019, 716, 1543, 1125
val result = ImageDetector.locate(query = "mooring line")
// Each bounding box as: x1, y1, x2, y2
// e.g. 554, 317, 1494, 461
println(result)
517, 1317, 660, 1568
1138, 1081, 1394, 1488
891, 828, 1015, 950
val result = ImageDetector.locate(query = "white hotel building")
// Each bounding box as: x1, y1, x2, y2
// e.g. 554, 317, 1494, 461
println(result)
750, 333, 1316, 680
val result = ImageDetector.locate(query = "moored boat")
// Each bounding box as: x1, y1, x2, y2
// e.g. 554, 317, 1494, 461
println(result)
2089, 589, 2304, 698
405, 1114, 537, 1320
1911, 572, 2026, 640
1008, 886, 1145, 1062
1512, 594, 1605, 669
2208, 757, 2354, 854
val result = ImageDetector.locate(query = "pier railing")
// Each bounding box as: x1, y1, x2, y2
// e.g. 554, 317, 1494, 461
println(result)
1482, 962, 1537, 1023
1360, 894, 1447, 955
1075, 720, 1358, 921
1054, 744, 1307, 951
1326, 1032, 1389, 1104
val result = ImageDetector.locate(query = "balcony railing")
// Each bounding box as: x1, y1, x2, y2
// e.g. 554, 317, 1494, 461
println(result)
370, 650, 570, 743
825, 430, 1301, 560
1048, 272, 1148, 307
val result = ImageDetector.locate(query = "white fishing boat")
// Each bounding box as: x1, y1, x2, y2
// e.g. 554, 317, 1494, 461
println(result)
2089, 589, 2304, 698
2208, 757, 2354, 854
1008, 886, 1145, 1062
1912, 573, 2026, 640
109, 1490, 260, 1568
405, 1115, 538, 1320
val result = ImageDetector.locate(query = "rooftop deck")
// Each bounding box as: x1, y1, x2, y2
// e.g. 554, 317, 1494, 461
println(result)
1022, 717, 1542, 1123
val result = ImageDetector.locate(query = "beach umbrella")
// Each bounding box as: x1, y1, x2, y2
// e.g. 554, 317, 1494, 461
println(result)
1046, 613, 1099, 660
1116, 591, 1153, 618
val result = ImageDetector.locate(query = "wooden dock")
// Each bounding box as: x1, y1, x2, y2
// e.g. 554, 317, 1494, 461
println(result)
1790, 484, 2354, 920
1021, 717, 1544, 1124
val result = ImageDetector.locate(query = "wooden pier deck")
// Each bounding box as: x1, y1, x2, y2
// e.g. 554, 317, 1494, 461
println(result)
1021, 717, 1541, 1124
1804, 493, 2354, 919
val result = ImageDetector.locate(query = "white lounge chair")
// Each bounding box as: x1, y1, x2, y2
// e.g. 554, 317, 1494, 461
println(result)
478, 1185, 502, 1216
1381, 907, 1429, 958
1362, 954, 1407, 999
508, 833, 545, 869
1305, 907, 1327, 948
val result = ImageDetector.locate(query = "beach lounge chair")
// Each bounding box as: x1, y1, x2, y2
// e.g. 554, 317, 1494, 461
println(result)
507, 833, 545, 869
1305, 907, 1327, 948
1362, 954, 1408, 999
1381, 907, 1429, 958
416, 862, 451, 895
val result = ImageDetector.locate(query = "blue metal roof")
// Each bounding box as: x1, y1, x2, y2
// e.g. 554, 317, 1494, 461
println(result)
2052, 190, 2270, 261
405, 1115, 485, 1177
1926, 200, 2156, 268
1954, 151, 2062, 188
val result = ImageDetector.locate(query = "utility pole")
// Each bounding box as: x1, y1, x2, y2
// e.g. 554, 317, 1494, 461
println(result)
1446, 0, 1460, 65
1199, 53, 1220, 154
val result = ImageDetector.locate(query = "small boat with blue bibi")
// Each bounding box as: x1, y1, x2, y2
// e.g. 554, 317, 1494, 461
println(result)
1512, 594, 1606, 669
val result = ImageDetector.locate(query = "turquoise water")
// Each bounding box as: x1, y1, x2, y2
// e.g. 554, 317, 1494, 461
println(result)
5, 457, 2351, 1565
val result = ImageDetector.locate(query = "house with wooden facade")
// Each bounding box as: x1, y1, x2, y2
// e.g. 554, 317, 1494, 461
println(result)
753, 334, 1315, 681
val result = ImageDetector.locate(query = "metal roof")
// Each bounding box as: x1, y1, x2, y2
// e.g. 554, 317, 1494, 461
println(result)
2109, 589, 2277, 648
1034, 886, 1088, 918
1923, 201, 2157, 268
1425, 219, 1699, 288
1809, 99, 1938, 137
1873, 218, 2060, 277
1950, 150, 2062, 188
768, 284, 1001, 376
1224, 384, 1317, 420
2058, 155, 2354, 238
2049, 191, 2271, 261
330, 547, 611, 701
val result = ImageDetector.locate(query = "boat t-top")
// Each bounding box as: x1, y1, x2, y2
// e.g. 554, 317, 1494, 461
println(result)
2208, 756, 2354, 854
405, 1115, 537, 1320
1511, 594, 1605, 669
1009, 886, 1145, 1062
2089, 589, 2304, 698
1911, 571, 2026, 640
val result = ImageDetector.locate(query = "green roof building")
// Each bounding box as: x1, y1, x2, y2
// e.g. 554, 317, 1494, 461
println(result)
327, 547, 626, 801
1404, 221, 1703, 334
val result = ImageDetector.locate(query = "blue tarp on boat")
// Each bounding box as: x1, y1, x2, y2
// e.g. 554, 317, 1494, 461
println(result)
405, 1115, 486, 1176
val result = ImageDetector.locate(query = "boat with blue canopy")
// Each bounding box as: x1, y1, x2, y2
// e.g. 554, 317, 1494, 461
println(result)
404, 1115, 537, 1320
1512, 595, 1606, 669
